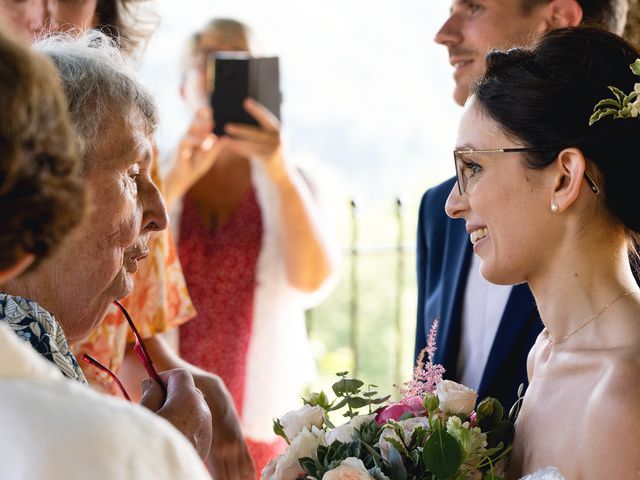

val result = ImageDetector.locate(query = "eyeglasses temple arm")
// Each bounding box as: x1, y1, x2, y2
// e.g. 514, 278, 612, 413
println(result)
113, 301, 167, 397
82, 353, 131, 401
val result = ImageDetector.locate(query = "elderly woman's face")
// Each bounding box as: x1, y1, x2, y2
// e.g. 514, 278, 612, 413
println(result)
51, 109, 167, 343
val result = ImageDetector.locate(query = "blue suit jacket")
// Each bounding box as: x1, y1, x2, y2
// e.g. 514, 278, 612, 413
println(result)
414, 177, 543, 410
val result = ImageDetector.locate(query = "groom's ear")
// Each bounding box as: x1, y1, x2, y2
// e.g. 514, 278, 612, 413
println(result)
550, 147, 586, 213
538, 0, 583, 32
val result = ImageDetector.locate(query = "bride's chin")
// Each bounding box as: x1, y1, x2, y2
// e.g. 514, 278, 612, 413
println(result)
479, 262, 524, 286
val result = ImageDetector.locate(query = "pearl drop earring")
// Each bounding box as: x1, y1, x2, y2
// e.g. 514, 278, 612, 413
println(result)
550, 202, 559, 213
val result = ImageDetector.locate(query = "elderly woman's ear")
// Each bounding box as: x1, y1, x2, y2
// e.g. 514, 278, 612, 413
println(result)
0, 254, 35, 285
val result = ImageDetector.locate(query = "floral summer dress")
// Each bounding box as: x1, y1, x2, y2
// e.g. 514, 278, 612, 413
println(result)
178, 188, 284, 476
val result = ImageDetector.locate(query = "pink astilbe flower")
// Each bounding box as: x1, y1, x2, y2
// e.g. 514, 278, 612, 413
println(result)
398, 319, 445, 397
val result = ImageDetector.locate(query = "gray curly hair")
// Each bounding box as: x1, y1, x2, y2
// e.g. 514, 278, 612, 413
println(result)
33, 30, 158, 172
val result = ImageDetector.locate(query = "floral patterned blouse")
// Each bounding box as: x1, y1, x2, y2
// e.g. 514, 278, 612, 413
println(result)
0, 292, 86, 383
72, 162, 196, 394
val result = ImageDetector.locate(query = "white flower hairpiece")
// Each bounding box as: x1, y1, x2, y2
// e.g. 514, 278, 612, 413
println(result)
589, 59, 640, 126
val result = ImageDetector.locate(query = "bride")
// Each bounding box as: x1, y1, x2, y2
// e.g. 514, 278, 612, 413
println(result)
444, 27, 640, 479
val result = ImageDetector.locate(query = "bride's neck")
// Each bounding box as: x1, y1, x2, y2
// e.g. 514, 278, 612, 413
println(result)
528, 227, 638, 344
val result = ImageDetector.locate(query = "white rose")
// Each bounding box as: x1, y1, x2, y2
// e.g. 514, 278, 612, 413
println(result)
270, 426, 325, 480
325, 414, 377, 445
436, 380, 478, 416
280, 405, 325, 441
377, 417, 430, 463
322, 458, 374, 480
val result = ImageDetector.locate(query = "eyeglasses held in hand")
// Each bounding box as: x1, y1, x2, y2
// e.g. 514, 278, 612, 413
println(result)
81, 300, 166, 400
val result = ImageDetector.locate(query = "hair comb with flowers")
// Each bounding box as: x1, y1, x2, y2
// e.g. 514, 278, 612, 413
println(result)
589, 59, 640, 126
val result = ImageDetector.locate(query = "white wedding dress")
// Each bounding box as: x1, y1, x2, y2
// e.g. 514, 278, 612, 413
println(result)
520, 467, 565, 479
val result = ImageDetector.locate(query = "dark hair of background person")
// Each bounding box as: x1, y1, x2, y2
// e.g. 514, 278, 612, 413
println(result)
521, 0, 628, 34
95, 0, 157, 57
473, 27, 640, 247
0, 28, 85, 272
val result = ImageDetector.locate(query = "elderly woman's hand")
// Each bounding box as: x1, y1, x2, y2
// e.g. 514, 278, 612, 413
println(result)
140, 368, 213, 460
224, 98, 288, 181
192, 372, 256, 480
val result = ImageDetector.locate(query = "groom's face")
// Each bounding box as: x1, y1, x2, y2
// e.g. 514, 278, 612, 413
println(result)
435, 0, 550, 106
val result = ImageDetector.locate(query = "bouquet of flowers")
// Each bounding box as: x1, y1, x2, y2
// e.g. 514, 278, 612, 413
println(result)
262, 322, 515, 480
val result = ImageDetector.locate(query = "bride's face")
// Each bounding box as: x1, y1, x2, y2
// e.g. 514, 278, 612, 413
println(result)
445, 97, 555, 285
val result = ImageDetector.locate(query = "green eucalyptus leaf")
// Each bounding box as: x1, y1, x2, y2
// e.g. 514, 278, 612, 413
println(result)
332, 378, 365, 396
422, 428, 463, 479
369, 395, 391, 405
328, 397, 349, 412
630, 59, 640, 76
347, 396, 371, 409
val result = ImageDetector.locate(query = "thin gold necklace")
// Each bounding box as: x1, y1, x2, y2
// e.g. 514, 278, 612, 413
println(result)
547, 291, 640, 346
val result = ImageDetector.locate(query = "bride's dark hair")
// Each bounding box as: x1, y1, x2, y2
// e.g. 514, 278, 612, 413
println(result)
473, 27, 640, 236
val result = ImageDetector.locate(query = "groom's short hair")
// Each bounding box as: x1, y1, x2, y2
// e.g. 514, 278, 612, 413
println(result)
521, 0, 628, 34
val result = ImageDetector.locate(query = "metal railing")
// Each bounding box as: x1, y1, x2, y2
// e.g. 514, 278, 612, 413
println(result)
307, 197, 416, 389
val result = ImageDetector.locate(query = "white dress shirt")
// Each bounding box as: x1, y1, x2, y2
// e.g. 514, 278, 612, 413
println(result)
456, 254, 512, 391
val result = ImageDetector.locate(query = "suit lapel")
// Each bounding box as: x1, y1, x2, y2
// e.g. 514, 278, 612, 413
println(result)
436, 218, 473, 378
478, 283, 538, 395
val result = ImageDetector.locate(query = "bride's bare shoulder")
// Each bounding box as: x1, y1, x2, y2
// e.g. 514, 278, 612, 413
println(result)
580, 353, 640, 478
526, 330, 550, 380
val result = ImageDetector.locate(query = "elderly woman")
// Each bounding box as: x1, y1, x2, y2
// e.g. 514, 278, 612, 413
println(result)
0, 30, 213, 461
0, 26, 210, 479
0, 3, 253, 477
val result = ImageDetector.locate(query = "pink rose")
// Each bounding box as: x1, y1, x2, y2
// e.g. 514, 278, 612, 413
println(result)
375, 396, 426, 425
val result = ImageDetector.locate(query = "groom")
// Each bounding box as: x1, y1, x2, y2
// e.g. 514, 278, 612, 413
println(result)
415, 0, 628, 409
